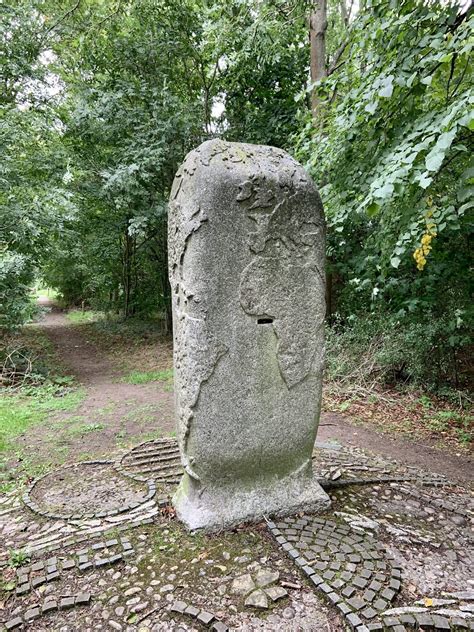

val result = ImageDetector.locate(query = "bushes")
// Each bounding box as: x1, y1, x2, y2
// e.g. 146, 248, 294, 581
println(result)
0, 253, 37, 332
326, 311, 472, 391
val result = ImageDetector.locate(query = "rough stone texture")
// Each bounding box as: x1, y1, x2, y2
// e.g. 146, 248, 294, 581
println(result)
168, 139, 330, 530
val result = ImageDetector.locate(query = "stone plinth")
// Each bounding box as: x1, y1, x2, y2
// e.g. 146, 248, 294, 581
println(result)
168, 139, 330, 530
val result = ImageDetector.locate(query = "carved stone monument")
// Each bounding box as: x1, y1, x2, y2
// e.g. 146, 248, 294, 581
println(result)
168, 139, 330, 530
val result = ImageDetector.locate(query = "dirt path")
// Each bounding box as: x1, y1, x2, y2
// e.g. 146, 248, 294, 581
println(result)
16, 304, 175, 470
20, 301, 473, 486
319, 412, 473, 486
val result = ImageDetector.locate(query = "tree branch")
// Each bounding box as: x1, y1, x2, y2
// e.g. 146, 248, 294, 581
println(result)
43, 0, 82, 38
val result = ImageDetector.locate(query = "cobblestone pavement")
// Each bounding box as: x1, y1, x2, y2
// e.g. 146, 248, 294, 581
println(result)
1, 440, 472, 631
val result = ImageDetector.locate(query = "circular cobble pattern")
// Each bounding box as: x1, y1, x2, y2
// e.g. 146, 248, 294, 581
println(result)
23, 461, 156, 520
2, 440, 473, 631
116, 438, 182, 485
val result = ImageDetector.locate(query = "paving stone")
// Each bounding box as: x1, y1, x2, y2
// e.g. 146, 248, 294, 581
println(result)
197, 610, 215, 625
373, 598, 388, 611
245, 589, 269, 609
347, 613, 363, 628
184, 604, 200, 617
342, 586, 356, 598
230, 574, 255, 595
171, 600, 188, 614
363, 589, 376, 602
310, 574, 324, 587
327, 592, 341, 605
24, 607, 41, 620
383, 616, 402, 627
381, 588, 396, 601
62, 559, 76, 570
92, 542, 105, 550
337, 602, 352, 616
389, 578, 401, 591
211, 623, 228, 632
431, 615, 451, 630
95, 557, 109, 567
353, 576, 368, 589
451, 618, 470, 629
31, 575, 46, 588
16, 583, 30, 595
42, 600, 58, 613
60, 596, 76, 610
265, 586, 288, 602
5, 618, 23, 630
347, 596, 366, 611
75, 592, 91, 605
361, 607, 378, 620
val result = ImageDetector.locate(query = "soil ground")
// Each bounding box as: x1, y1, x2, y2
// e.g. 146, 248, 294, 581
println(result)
7, 301, 472, 486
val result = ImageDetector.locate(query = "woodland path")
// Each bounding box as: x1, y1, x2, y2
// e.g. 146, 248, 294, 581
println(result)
13, 302, 174, 473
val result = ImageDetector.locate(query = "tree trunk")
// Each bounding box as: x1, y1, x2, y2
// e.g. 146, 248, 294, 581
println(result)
309, 0, 328, 124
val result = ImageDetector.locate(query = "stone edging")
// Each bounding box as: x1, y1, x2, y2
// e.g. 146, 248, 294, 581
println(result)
15, 536, 135, 596
170, 599, 228, 630
4, 592, 91, 630
22, 460, 156, 520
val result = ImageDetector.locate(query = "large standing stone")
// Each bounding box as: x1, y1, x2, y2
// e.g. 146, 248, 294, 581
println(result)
168, 139, 330, 530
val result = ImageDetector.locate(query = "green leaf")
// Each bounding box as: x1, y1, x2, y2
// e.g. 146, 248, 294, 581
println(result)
378, 75, 394, 98
418, 173, 433, 189
390, 256, 401, 268
425, 148, 445, 172
372, 184, 394, 199
365, 101, 378, 114
366, 201, 380, 216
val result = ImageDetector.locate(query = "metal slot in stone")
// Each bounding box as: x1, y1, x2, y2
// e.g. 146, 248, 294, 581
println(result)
257, 317, 274, 325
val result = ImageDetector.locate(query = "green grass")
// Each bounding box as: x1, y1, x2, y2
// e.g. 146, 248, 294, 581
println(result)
0, 385, 85, 453
66, 309, 101, 324
122, 368, 174, 385
68, 422, 105, 436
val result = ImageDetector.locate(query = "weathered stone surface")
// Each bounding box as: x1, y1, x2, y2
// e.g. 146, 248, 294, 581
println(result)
169, 139, 330, 530
245, 589, 269, 609
255, 569, 279, 588
265, 585, 288, 602
230, 573, 256, 596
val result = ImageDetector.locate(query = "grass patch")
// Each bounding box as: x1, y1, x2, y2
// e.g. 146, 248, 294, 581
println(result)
122, 368, 173, 385
66, 309, 101, 324
0, 385, 85, 454
68, 422, 105, 436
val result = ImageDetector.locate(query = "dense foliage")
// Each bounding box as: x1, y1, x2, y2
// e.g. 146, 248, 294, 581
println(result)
296, 0, 473, 387
1, 0, 472, 389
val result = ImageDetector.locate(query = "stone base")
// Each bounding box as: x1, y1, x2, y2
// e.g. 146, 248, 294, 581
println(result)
173, 470, 331, 532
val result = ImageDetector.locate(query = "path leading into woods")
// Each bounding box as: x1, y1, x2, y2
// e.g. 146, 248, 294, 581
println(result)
26, 302, 472, 486
13, 303, 175, 472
